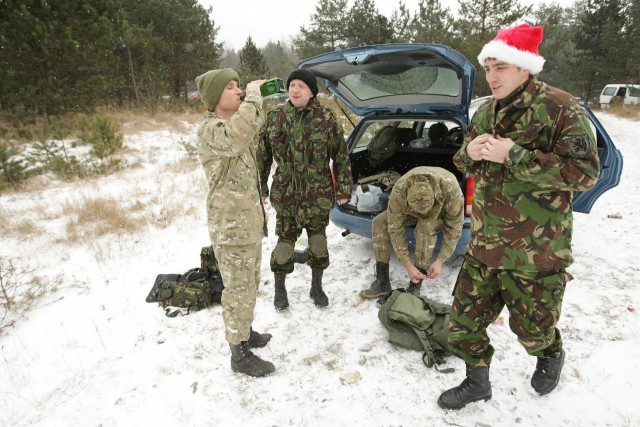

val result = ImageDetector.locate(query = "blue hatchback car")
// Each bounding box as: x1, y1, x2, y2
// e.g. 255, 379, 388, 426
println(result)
298, 44, 623, 257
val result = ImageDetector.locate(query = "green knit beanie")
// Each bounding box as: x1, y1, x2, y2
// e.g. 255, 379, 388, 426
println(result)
195, 68, 240, 111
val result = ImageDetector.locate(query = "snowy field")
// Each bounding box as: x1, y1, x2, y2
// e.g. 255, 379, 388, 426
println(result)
1, 112, 638, 427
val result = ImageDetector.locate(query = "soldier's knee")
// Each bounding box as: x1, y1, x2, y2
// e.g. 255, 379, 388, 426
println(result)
308, 234, 328, 257
273, 241, 294, 264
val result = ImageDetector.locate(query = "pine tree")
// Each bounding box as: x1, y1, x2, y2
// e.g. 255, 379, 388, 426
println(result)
626, 0, 640, 83
531, 4, 578, 92
238, 37, 268, 84
390, 2, 415, 43
572, 0, 627, 102
0, 0, 124, 115
263, 42, 298, 81
453, 0, 532, 96
293, 0, 350, 58
345, 0, 394, 46
412, 0, 455, 45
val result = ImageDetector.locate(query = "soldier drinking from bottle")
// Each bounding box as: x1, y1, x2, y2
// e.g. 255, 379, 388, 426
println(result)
195, 68, 274, 377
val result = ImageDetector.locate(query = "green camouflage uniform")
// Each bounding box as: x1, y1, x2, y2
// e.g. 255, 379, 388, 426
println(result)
448, 78, 600, 366
197, 90, 267, 345
372, 167, 464, 269
258, 97, 353, 273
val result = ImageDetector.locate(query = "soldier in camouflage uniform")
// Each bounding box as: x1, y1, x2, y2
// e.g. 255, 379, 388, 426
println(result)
438, 25, 600, 409
195, 68, 274, 377
360, 167, 463, 299
258, 69, 353, 310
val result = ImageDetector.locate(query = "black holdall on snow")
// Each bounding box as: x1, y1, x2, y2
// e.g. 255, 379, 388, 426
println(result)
378, 289, 453, 371
146, 268, 224, 317
146, 246, 224, 317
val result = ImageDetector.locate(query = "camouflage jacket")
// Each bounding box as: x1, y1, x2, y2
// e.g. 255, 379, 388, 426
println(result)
196, 91, 266, 246
453, 79, 600, 271
257, 97, 353, 220
387, 167, 464, 263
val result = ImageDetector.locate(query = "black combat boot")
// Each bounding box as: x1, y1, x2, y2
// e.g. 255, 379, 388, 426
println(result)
273, 272, 289, 311
406, 280, 422, 296
360, 262, 392, 299
247, 327, 272, 348
531, 349, 565, 395
229, 342, 275, 377
310, 268, 329, 307
437, 365, 492, 410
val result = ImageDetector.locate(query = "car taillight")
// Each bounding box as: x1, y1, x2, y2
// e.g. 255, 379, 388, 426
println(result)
465, 174, 474, 217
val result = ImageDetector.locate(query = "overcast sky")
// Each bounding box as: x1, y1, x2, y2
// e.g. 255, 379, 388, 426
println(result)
197, 0, 575, 51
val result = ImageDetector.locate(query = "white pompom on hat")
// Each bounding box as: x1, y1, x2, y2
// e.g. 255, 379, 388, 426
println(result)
477, 24, 546, 75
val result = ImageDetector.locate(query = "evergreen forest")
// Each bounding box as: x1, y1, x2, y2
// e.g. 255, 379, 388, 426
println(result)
1, 0, 638, 117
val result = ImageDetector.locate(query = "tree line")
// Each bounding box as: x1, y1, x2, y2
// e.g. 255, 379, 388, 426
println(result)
1, 0, 638, 118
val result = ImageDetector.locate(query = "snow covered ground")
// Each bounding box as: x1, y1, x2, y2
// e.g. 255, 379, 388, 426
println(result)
1, 112, 638, 427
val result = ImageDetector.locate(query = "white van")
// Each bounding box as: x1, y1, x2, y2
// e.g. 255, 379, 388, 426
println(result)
599, 83, 640, 108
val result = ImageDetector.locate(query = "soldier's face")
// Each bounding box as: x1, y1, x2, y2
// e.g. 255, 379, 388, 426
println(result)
216, 80, 243, 114
483, 59, 530, 100
288, 79, 314, 108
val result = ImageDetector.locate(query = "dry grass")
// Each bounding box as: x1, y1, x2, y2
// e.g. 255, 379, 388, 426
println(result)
108, 110, 203, 134
14, 219, 44, 237
0, 207, 45, 238
605, 105, 640, 120
62, 196, 147, 242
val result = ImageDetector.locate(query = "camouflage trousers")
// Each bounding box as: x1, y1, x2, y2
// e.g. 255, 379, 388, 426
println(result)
448, 255, 572, 366
372, 211, 443, 269
215, 241, 262, 345
270, 211, 329, 274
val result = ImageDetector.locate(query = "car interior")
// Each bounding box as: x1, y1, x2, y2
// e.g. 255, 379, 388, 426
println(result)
350, 119, 465, 183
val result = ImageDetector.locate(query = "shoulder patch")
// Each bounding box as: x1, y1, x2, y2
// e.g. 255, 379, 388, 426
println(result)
564, 135, 591, 158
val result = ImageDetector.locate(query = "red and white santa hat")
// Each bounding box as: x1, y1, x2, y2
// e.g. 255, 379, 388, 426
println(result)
477, 24, 545, 75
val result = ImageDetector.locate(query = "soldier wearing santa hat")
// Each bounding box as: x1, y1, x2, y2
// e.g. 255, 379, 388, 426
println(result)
438, 24, 601, 409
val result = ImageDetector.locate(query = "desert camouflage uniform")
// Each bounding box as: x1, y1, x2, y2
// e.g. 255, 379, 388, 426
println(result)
448, 78, 600, 366
372, 167, 464, 269
258, 97, 352, 273
197, 91, 266, 345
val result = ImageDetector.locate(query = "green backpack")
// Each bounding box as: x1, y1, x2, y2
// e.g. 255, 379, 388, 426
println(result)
378, 290, 453, 371
145, 246, 224, 317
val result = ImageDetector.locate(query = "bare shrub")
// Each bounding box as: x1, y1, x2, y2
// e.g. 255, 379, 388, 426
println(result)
14, 219, 44, 237
0, 256, 60, 333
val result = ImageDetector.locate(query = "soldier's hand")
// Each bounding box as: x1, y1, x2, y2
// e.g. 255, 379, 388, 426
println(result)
404, 261, 427, 283
336, 197, 349, 205
480, 135, 514, 164
426, 259, 443, 279
246, 79, 267, 95
467, 134, 491, 161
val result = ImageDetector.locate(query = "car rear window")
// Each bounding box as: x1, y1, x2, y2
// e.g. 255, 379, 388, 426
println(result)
340, 66, 460, 101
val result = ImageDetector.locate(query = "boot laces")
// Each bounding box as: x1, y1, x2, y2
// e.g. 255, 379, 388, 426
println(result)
537, 356, 559, 375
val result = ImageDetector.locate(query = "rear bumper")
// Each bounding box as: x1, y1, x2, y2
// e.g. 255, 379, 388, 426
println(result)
329, 206, 471, 256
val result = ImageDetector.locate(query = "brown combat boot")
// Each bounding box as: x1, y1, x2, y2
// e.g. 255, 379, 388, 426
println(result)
247, 327, 272, 348
229, 342, 275, 377
360, 261, 392, 299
